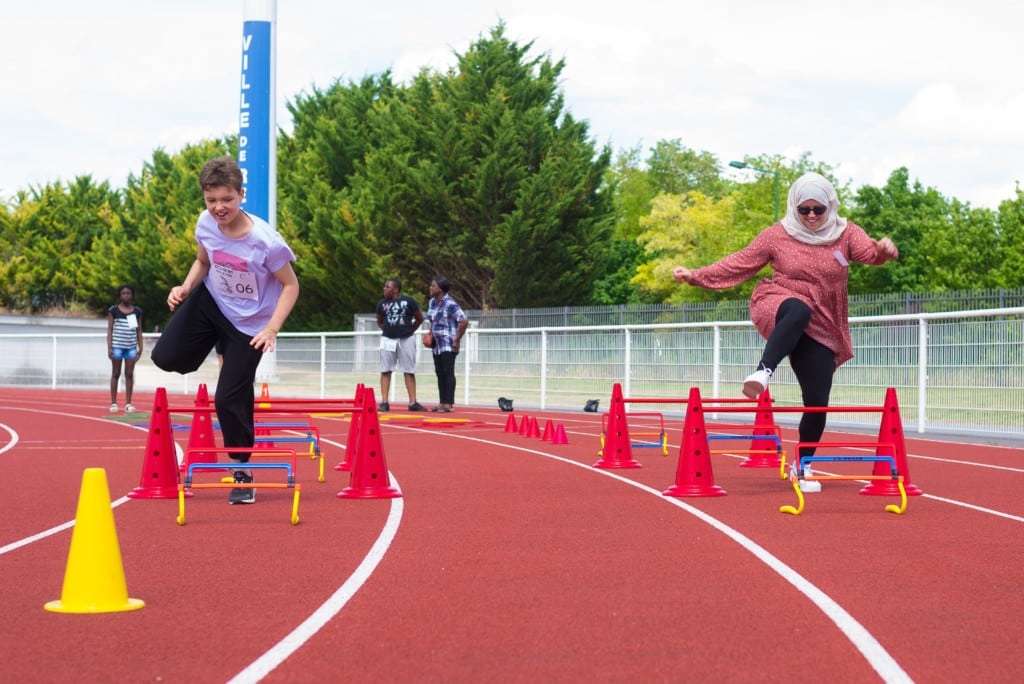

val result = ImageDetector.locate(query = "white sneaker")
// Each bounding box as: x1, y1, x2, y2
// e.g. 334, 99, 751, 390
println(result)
799, 478, 822, 493
792, 459, 822, 492
124, 403, 136, 413
109, 403, 118, 413
742, 368, 772, 399
798, 462, 822, 492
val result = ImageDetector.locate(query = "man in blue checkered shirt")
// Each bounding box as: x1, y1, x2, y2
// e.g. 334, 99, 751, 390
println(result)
426, 277, 468, 412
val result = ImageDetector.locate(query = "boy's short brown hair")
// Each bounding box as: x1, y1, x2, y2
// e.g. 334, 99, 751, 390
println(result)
199, 156, 244, 192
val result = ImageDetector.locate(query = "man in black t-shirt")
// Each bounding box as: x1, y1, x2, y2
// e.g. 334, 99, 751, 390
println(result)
375, 278, 426, 411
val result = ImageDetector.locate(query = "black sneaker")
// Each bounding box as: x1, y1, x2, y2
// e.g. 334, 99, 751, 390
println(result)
408, 401, 426, 411
378, 402, 390, 412
228, 469, 255, 504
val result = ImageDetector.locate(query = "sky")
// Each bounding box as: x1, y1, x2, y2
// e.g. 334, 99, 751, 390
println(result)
3, 0, 1023, 210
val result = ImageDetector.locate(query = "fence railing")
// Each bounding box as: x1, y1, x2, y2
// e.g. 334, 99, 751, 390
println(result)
2, 307, 1023, 440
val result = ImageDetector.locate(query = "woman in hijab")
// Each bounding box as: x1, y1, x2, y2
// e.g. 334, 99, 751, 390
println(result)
672, 172, 898, 481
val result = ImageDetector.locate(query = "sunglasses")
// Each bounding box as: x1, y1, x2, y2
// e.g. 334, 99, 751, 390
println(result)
797, 206, 827, 216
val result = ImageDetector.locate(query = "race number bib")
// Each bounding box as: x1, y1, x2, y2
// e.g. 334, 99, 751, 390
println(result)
380, 337, 398, 352
212, 261, 259, 301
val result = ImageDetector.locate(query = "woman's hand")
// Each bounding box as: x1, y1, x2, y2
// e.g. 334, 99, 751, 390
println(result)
877, 237, 899, 260
672, 266, 693, 284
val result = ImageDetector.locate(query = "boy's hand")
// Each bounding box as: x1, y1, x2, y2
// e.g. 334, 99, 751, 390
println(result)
167, 286, 190, 311
250, 327, 278, 353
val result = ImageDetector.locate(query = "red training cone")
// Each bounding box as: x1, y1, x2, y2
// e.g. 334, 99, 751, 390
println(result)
518, 414, 530, 436
338, 387, 401, 499
504, 413, 519, 433
540, 419, 554, 441
740, 388, 783, 468
594, 382, 641, 468
551, 423, 570, 445
128, 388, 187, 499
861, 387, 924, 496
663, 387, 726, 497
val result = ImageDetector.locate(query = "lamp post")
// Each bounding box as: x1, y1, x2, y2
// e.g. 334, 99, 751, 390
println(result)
729, 160, 779, 223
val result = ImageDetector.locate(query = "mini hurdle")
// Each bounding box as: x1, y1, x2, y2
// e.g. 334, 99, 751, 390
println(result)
779, 443, 908, 515
170, 405, 329, 481
600, 411, 668, 456
254, 423, 325, 482
177, 450, 301, 525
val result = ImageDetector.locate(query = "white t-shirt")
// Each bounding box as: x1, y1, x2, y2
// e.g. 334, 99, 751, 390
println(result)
195, 210, 296, 336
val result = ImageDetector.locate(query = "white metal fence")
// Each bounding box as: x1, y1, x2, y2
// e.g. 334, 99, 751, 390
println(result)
3, 307, 1023, 439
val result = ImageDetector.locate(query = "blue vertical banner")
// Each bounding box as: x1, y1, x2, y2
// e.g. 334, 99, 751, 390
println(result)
238, 1, 276, 225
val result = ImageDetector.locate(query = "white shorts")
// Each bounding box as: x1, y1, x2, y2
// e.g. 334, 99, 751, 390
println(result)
379, 335, 417, 374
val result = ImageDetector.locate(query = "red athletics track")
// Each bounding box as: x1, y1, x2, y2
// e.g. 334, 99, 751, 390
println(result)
1, 387, 1022, 683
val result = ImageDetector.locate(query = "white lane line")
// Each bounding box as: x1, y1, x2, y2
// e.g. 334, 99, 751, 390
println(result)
0, 421, 19, 455
227, 473, 403, 684
0, 409, 143, 555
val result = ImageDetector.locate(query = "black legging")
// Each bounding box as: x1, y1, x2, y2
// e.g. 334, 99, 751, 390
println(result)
758, 298, 836, 457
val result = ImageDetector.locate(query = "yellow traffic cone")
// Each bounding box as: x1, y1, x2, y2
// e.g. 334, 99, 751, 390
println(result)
45, 468, 145, 613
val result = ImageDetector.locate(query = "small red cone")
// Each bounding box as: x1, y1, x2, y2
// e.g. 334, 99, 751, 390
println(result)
540, 419, 554, 441
518, 414, 530, 436
258, 382, 271, 408
338, 387, 401, 499
335, 384, 364, 472
527, 416, 540, 438
504, 413, 519, 433
128, 388, 187, 499
594, 383, 641, 469
861, 387, 924, 496
551, 424, 570, 445
663, 387, 726, 497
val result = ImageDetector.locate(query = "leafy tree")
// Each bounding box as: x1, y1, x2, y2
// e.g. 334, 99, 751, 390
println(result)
846, 168, 949, 294
0, 200, 16, 308
0, 177, 122, 312
647, 139, 727, 197
913, 200, 1000, 290
992, 187, 1024, 288
632, 191, 755, 302
352, 23, 614, 310
277, 75, 396, 329
596, 140, 729, 304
